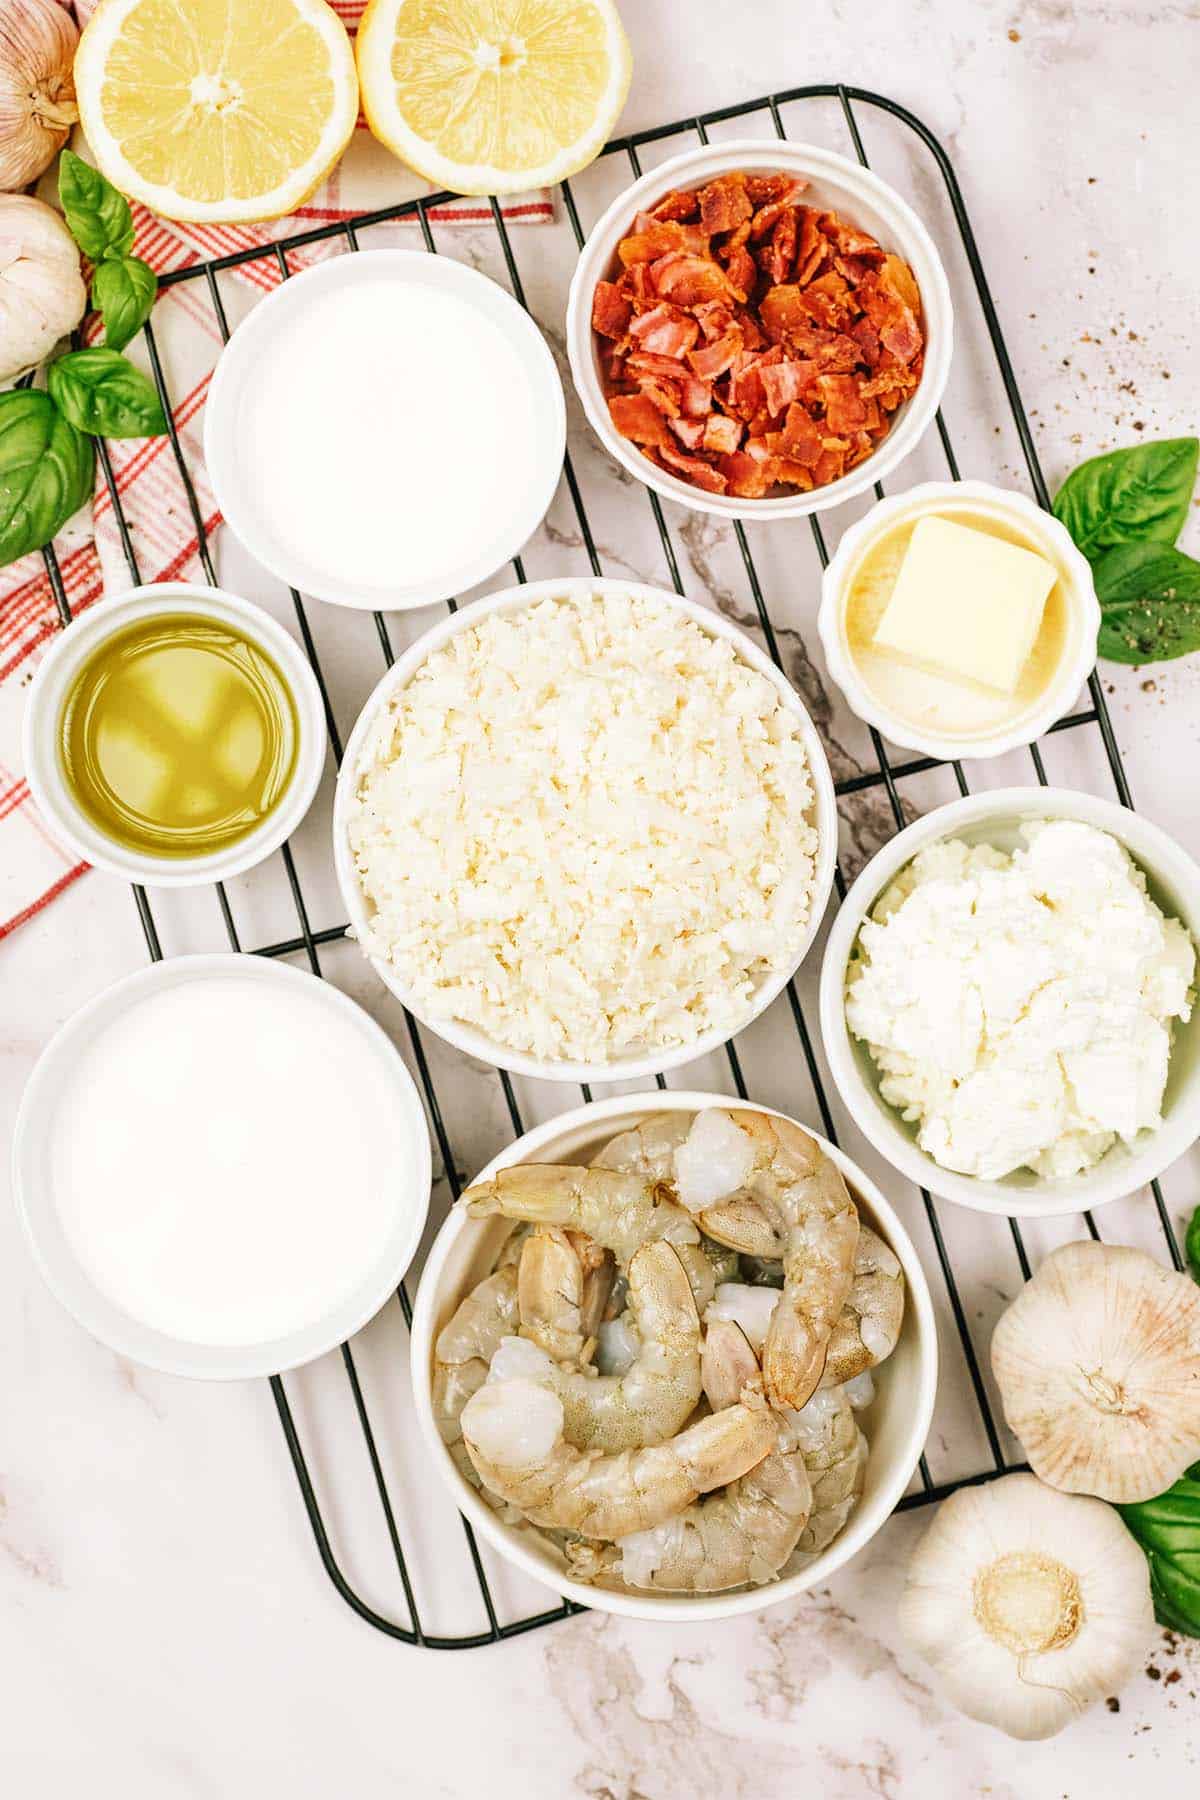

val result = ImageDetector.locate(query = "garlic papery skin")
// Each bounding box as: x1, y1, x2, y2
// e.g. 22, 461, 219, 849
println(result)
0, 193, 85, 381
0, 0, 79, 192
992, 1240, 1200, 1503
900, 1474, 1153, 1740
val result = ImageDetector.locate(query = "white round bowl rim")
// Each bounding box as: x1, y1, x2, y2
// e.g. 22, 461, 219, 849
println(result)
816, 480, 1102, 760
21, 582, 326, 887
12, 954, 432, 1379
333, 576, 839, 1082
204, 249, 566, 611
565, 138, 954, 521
409, 1089, 939, 1622
818, 786, 1200, 1216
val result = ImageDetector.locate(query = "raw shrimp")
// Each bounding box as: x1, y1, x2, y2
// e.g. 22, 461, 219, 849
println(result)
516, 1240, 703, 1452
517, 1227, 591, 1363
569, 1231, 616, 1342
459, 1375, 776, 1539
571, 1343, 811, 1593
786, 1385, 868, 1561
821, 1226, 904, 1388
431, 1267, 520, 1482
676, 1110, 858, 1410
589, 1117, 739, 1306
464, 1164, 699, 1266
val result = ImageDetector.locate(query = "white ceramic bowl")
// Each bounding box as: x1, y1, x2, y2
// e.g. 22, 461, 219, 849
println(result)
23, 582, 326, 886
12, 955, 432, 1379
333, 577, 839, 1084
566, 139, 953, 521
817, 481, 1101, 760
819, 787, 1200, 1217
204, 249, 566, 610
410, 1090, 938, 1622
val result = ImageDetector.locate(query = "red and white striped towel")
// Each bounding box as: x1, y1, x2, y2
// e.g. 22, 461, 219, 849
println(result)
0, 0, 552, 939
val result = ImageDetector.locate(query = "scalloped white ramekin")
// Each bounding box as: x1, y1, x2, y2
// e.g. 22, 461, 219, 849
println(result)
410, 1090, 938, 1623
817, 480, 1101, 760
566, 139, 952, 522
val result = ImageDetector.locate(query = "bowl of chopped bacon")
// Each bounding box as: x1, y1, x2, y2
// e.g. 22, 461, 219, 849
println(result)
566, 141, 953, 517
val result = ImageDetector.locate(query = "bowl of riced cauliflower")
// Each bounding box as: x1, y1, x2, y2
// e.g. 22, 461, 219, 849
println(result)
334, 579, 838, 1082
818, 787, 1200, 1217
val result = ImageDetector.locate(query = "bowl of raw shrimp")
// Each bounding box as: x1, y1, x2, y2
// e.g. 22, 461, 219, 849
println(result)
410, 1092, 937, 1623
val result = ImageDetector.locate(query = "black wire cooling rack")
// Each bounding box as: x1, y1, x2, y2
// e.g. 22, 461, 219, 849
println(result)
34, 83, 1188, 1649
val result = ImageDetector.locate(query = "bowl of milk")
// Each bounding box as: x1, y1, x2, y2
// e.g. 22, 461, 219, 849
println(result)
204, 249, 566, 610
13, 956, 432, 1378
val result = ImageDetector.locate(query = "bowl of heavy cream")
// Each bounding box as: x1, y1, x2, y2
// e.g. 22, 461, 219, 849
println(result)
818, 788, 1200, 1217
13, 956, 431, 1377
817, 481, 1100, 760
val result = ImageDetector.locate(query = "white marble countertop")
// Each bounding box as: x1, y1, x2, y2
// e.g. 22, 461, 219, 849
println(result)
4, 1, 1200, 1792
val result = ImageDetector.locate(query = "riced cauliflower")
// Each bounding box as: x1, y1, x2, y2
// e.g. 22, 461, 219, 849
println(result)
845, 820, 1195, 1180
347, 591, 821, 1063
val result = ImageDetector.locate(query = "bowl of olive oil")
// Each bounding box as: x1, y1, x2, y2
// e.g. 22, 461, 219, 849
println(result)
25, 585, 326, 885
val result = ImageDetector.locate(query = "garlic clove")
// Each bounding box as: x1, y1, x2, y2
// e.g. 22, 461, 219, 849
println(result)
900, 1473, 1153, 1740
991, 1240, 1200, 1503
0, 0, 79, 193
0, 193, 86, 382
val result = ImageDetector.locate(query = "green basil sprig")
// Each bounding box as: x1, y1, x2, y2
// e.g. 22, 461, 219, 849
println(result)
58, 150, 159, 351
0, 390, 95, 568
1118, 1463, 1200, 1638
1187, 1204, 1200, 1283
1053, 437, 1199, 565
1053, 437, 1200, 665
47, 348, 167, 440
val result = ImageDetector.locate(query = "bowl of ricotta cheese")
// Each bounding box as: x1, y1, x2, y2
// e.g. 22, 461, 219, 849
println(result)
818, 787, 1200, 1216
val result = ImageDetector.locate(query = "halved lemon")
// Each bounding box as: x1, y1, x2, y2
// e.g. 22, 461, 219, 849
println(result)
75, 0, 359, 224
356, 0, 631, 196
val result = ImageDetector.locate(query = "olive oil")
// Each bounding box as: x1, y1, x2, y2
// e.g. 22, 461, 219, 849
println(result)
59, 613, 299, 858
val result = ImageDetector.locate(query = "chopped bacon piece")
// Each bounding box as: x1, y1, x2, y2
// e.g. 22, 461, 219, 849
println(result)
619, 220, 709, 264
670, 414, 707, 450
818, 372, 868, 435
591, 279, 632, 341
651, 252, 737, 307
699, 172, 752, 235
746, 172, 806, 206
759, 358, 816, 416
594, 169, 922, 500
658, 442, 728, 492
794, 207, 827, 286
608, 393, 673, 450
702, 413, 742, 455
687, 330, 743, 380
650, 188, 701, 222
719, 449, 772, 497
628, 304, 700, 358
766, 209, 798, 284
780, 403, 823, 466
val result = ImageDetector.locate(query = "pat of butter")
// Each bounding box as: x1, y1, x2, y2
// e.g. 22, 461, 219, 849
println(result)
872, 515, 1057, 695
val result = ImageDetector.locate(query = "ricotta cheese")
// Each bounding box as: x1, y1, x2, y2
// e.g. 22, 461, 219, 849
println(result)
845, 821, 1195, 1180
347, 591, 820, 1063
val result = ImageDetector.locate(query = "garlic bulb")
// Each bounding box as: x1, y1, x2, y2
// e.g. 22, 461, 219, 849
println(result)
0, 1, 79, 192
901, 1473, 1153, 1739
0, 193, 85, 380
992, 1240, 1200, 1503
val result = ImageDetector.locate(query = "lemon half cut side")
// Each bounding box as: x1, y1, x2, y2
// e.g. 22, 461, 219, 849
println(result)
75, 0, 360, 224
356, 0, 632, 196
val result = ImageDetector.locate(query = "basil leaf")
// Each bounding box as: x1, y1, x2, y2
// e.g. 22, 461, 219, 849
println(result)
1093, 542, 1200, 665
47, 349, 167, 440
92, 255, 158, 351
58, 149, 136, 262
1053, 438, 1199, 564
0, 391, 94, 569
1118, 1463, 1200, 1639
1187, 1204, 1200, 1283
